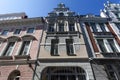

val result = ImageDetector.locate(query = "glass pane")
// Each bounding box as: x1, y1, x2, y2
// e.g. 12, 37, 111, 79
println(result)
115, 23, 120, 30
14, 29, 21, 34
48, 26, 54, 32
20, 41, 30, 55
1, 30, 8, 35
59, 24, 64, 32
90, 23, 97, 32
99, 23, 106, 32
3, 42, 15, 56
107, 39, 119, 52
69, 24, 75, 31
97, 39, 107, 52
27, 28, 34, 33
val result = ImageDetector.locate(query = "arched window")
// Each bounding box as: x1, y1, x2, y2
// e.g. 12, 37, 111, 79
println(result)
8, 70, 20, 80
41, 67, 86, 80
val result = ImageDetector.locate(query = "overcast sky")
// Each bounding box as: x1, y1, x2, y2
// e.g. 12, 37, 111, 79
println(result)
0, 0, 119, 17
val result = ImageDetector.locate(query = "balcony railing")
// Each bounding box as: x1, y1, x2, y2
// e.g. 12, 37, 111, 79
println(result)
101, 52, 120, 57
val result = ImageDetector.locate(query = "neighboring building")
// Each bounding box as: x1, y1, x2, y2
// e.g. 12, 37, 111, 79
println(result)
33, 3, 94, 80
0, 13, 44, 80
80, 1, 120, 80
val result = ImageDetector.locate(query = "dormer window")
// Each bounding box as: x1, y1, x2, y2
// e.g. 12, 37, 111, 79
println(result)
59, 13, 64, 16
59, 24, 64, 32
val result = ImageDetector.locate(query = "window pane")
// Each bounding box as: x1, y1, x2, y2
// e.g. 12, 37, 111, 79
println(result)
66, 39, 74, 55
90, 23, 97, 32
115, 23, 120, 31
27, 28, 34, 33
69, 24, 75, 31
14, 29, 21, 34
51, 39, 59, 56
99, 23, 106, 32
3, 42, 15, 56
19, 41, 30, 55
107, 39, 119, 52
59, 24, 64, 32
97, 39, 107, 52
48, 24, 54, 32
1, 30, 8, 35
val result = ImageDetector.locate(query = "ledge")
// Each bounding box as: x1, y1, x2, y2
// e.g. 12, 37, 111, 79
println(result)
0, 56, 12, 60
0, 60, 36, 65
14, 55, 31, 60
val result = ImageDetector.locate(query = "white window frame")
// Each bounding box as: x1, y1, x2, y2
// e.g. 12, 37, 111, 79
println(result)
96, 38, 120, 53
16, 40, 32, 55
26, 27, 35, 34
1, 41, 16, 56
13, 29, 21, 35
1, 30, 9, 35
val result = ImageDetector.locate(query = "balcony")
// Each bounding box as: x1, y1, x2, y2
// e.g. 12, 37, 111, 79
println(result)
101, 52, 120, 57
93, 32, 113, 38
46, 31, 80, 37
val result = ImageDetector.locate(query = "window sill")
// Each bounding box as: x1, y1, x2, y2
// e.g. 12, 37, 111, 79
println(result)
0, 56, 12, 60
14, 55, 30, 59
68, 54, 76, 56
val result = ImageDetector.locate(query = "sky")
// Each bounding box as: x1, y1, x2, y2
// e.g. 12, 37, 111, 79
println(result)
0, 0, 119, 18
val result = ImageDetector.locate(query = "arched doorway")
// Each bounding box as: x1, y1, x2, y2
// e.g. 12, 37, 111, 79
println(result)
41, 67, 86, 80
8, 70, 20, 80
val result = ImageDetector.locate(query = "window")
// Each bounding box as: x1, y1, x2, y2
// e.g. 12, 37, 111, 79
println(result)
59, 24, 64, 32
69, 24, 75, 31
27, 28, 34, 33
51, 39, 59, 56
48, 24, 54, 32
14, 29, 21, 34
66, 39, 75, 55
107, 39, 119, 52
2, 42, 15, 56
97, 39, 107, 53
59, 13, 64, 16
97, 39, 119, 53
115, 23, 120, 31
1, 30, 8, 35
98, 23, 107, 32
90, 23, 108, 32
19, 41, 30, 55
90, 23, 98, 32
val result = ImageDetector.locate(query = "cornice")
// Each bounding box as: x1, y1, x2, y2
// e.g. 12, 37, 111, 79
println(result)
0, 17, 44, 27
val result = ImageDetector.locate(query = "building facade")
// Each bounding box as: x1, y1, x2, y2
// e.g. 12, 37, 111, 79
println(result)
0, 1, 120, 80
33, 3, 94, 80
81, 1, 120, 80
0, 13, 44, 80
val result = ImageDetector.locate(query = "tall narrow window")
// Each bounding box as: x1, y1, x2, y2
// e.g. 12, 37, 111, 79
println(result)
115, 23, 120, 31
1, 30, 8, 35
59, 24, 64, 32
3, 42, 15, 56
107, 39, 119, 52
19, 41, 30, 55
27, 28, 34, 33
69, 24, 75, 31
97, 39, 107, 53
14, 29, 21, 34
90, 23, 97, 32
51, 39, 59, 56
66, 39, 75, 55
99, 23, 106, 32
48, 24, 54, 32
